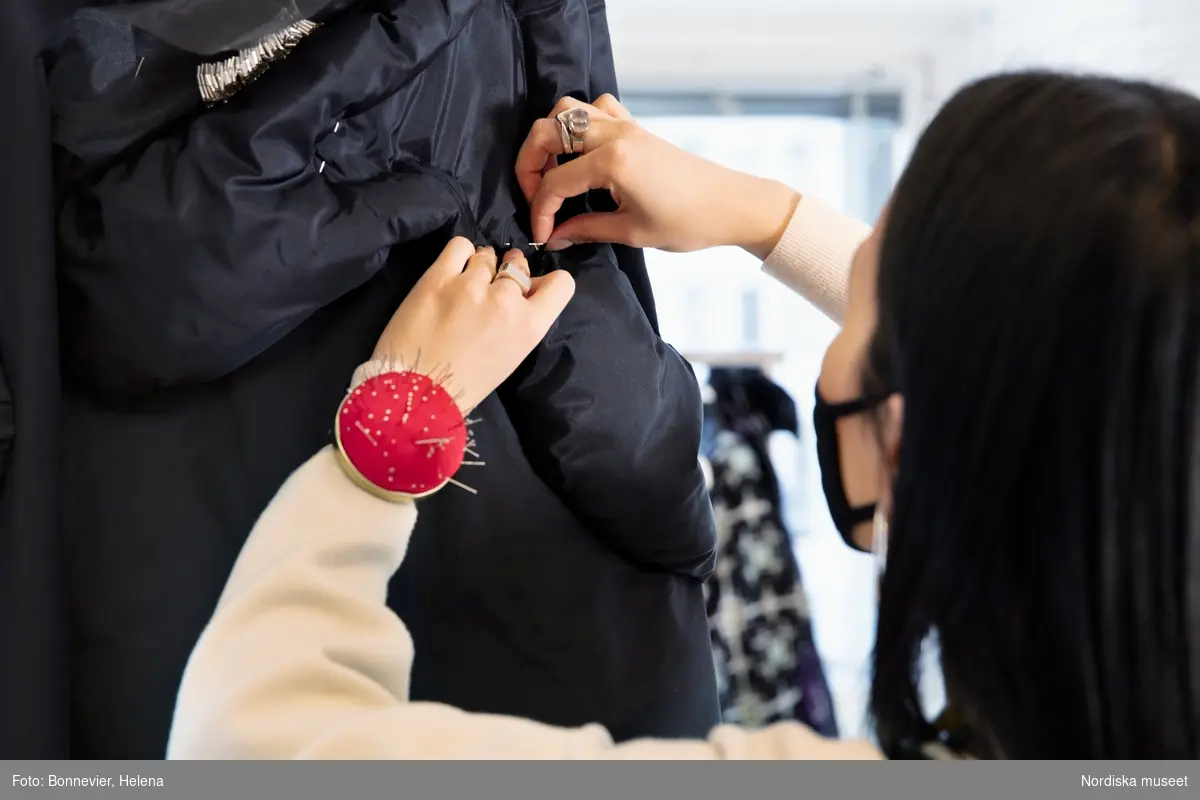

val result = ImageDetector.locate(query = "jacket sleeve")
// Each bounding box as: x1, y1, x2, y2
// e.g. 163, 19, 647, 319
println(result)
56, 2, 480, 395
499, 244, 716, 579
167, 446, 882, 761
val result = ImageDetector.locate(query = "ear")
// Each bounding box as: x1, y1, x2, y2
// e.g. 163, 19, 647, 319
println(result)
881, 393, 904, 474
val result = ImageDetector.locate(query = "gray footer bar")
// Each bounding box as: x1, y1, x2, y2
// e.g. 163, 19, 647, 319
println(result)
3, 760, 1195, 799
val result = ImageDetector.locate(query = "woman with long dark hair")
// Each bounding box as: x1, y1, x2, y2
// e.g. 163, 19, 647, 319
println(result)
169, 72, 1200, 759
862, 73, 1200, 759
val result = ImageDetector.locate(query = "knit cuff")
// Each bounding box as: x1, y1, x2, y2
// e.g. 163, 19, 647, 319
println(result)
761, 196, 871, 322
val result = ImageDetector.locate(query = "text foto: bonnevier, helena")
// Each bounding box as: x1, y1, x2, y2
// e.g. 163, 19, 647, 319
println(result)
13, 774, 164, 788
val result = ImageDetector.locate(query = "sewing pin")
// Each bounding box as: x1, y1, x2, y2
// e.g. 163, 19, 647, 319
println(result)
448, 477, 478, 495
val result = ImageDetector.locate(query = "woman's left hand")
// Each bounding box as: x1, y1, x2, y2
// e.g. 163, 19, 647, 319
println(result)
370, 237, 575, 412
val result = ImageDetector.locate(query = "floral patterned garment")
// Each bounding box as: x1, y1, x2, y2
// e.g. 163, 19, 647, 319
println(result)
702, 375, 838, 735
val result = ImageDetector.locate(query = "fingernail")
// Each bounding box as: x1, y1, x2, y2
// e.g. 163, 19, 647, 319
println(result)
545, 239, 573, 252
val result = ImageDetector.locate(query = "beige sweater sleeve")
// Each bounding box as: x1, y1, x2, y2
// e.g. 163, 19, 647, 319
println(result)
762, 195, 872, 322
167, 446, 881, 760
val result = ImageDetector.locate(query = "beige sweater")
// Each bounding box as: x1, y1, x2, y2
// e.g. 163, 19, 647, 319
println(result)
167, 196, 873, 760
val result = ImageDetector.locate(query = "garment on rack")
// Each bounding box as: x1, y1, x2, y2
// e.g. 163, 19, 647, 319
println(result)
702, 368, 838, 735
46, 0, 718, 757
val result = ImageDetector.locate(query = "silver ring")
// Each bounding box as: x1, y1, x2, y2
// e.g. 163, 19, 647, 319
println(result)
555, 107, 590, 155
493, 261, 532, 295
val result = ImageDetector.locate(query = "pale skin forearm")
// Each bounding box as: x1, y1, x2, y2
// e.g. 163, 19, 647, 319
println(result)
726, 174, 804, 261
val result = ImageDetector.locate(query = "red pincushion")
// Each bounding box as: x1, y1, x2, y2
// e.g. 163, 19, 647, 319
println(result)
336, 371, 467, 497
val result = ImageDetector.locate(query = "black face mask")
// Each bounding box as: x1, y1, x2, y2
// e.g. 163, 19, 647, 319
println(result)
813, 386, 887, 553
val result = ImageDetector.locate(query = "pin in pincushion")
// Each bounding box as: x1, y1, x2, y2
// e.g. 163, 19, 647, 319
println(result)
334, 371, 468, 500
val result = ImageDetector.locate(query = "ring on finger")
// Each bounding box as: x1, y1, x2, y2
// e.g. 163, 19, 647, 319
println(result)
556, 107, 590, 155
493, 261, 532, 295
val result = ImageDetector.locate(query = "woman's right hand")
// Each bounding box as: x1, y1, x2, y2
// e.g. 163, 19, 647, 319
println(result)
370, 239, 575, 413
515, 95, 801, 259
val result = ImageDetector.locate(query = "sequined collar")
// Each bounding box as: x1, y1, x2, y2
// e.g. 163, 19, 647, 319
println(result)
197, 19, 319, 104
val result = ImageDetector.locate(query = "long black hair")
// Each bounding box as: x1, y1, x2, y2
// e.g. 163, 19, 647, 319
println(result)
867, 72, 1200, 758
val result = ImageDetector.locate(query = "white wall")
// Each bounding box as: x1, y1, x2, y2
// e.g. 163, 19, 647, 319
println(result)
911, 0, 1200, 132
610, 1, 1200, 140
607, 0, 984, 95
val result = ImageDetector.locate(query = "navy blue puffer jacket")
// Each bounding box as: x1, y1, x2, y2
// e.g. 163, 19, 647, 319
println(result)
49, 0, 719, 756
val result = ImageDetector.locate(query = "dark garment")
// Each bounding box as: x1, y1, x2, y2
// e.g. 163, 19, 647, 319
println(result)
702, 369, 838, 736
0, 0, 79, 758
50, 0, 718, 757
709, 368, 799, 437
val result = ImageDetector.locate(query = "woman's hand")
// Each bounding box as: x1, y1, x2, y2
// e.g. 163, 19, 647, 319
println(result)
370, 239, 575, 412
516, 95, 801, 259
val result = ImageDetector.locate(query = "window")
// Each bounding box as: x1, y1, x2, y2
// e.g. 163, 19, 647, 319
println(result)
740, 288, 759, 347
627, 91, 905, 738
